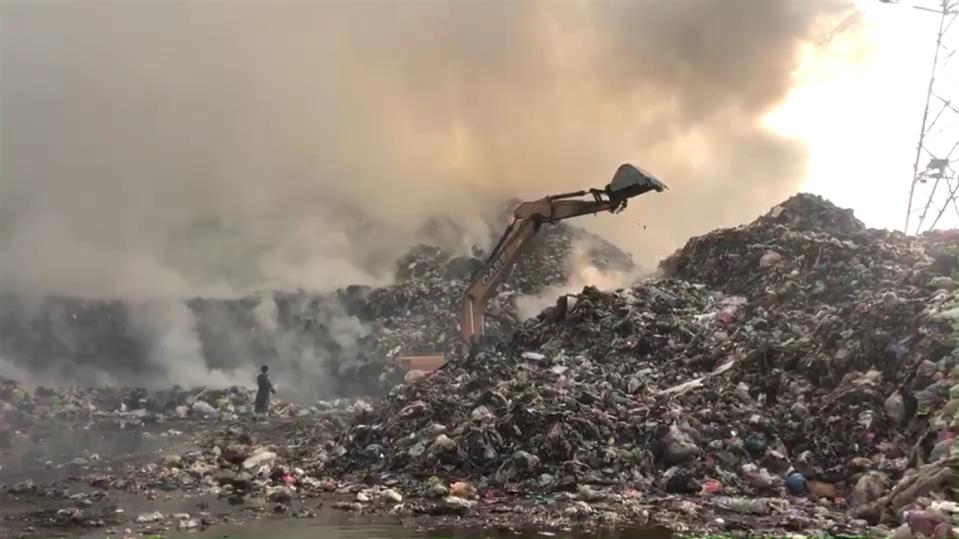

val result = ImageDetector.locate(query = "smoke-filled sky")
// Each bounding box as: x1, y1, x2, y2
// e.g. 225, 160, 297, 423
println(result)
776, 0, 956, 233
1, 0, 857, 300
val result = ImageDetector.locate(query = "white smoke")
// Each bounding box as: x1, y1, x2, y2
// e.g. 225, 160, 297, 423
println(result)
129, 301, 248, 390
515, 242, 641, 321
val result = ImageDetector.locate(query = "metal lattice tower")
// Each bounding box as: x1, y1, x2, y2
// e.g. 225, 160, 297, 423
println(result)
905, 0, 959, 234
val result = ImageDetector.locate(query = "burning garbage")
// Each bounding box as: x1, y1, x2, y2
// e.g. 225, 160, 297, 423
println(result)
2, 194, 957, 538
0, 214, 635, 401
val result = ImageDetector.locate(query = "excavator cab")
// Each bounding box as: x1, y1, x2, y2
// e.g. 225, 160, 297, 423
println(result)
606, 164, 667, 200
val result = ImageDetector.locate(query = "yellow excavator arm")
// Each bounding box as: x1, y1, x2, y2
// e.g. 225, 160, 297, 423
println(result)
397, 163, 666, 373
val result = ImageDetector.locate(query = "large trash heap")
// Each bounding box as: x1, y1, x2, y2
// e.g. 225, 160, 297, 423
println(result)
367, 222, 632, 361
1, 194, 956, 537
321, 194, 957, 532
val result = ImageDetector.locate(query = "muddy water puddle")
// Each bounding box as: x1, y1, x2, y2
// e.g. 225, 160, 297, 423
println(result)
1, 420, 205, 485
59, 494, 670, 539
150, 514, 670, 539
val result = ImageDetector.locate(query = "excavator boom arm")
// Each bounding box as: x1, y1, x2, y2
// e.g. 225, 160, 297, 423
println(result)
457, 164, 666, 353
461, 216, 539, 347
460, 193, 638, 352
396, 163, 666, 370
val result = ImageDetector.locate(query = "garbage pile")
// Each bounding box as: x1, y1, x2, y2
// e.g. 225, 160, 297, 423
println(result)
72, 413, 356, 520
0, 376, 359, 428
321, 194, 957, 535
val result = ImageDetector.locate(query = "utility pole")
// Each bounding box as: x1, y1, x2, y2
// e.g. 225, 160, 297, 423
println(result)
904, 0, 959, 234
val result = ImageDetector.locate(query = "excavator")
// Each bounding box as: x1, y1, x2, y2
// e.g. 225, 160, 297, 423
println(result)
397, 163, 667, 373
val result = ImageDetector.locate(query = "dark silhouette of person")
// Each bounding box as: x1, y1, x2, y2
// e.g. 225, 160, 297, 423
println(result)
255, 365, 276, 414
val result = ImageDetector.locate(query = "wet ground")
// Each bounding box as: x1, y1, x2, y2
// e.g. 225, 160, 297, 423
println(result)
1, 420, 209, 538
1, 419, 203, 485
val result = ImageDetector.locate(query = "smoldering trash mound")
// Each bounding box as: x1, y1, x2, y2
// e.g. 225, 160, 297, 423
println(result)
0, 218, 633, 400
355, 220, 633, 364
322, 194, 958, 535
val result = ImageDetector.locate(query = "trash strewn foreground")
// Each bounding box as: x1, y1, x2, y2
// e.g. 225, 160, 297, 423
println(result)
2, 194, 957, 538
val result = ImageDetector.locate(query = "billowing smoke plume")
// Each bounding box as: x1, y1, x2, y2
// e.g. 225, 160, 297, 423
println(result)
0, 0, 853, 300
0, 0, 856, 394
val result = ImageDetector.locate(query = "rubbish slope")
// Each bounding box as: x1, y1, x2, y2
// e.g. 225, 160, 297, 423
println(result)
321, 194, 957, 535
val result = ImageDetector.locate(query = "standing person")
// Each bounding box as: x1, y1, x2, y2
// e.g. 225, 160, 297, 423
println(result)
255, 365, 275, 414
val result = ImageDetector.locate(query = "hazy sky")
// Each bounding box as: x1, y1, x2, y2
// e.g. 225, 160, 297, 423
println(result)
774, 0, 957, 232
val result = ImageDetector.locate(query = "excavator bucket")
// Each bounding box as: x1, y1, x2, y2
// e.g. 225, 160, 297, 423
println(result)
396, 354, 446, 372
607, 164, 667, 200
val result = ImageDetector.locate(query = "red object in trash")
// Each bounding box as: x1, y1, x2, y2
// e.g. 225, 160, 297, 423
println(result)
702, 479, 723, 494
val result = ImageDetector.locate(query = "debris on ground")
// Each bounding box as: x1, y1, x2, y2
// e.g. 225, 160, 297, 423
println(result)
0, 377, 360, 427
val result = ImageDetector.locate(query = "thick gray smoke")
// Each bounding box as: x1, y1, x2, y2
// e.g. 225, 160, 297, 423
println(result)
0, 0, 855, 393
0, 0, 854, 299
